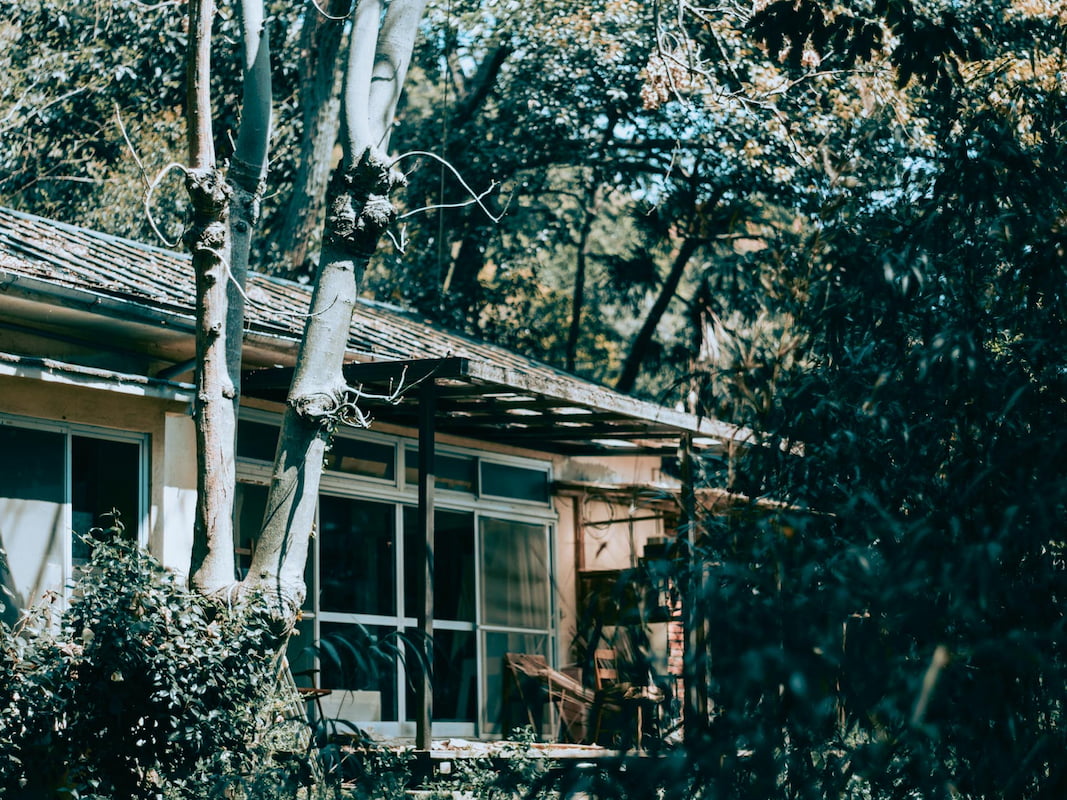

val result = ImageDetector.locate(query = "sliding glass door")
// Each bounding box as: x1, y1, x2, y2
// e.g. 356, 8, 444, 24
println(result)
235, 415, 555, 738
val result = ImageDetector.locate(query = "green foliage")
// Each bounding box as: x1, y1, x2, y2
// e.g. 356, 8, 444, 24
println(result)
0, 0, 305, 245
0, 0, 188, 238
669, 3, 1067, 797
337, 744, 411, 800
0, 538, 324, 799
437, 730, 554, 800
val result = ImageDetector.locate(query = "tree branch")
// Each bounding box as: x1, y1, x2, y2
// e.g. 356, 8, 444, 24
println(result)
185, 0, 216, 169
342, 0, 382, 158
452, 42, 512, 127
368, 0, 430, 150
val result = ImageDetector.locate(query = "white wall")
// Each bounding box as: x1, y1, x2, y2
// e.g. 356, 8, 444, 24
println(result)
0, 374, 195, 600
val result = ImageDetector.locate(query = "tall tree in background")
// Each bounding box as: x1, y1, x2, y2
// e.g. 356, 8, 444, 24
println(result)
381, 0, 901, 397
662, 2, 1067, 797
264, 0, 350, 276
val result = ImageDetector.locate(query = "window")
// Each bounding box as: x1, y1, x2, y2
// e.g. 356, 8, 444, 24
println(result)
423, 628, 477, 722
480, 517, 550, 629
234, 413, 555, 737
319, 621, 400, 722
480, 462, 550, 503
484, 631, 551, 736
71, 436, 140, 578
240, 417, 396, 483
236, 419, 279, 462
324, 437, 395, 481
404, 449, 477, 493
0, 417, 146, 620
403, 507, 475, 622
320, 496, 395, 616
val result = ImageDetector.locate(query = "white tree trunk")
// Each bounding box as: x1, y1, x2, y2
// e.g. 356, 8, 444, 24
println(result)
186, 0, 272, 596
185, 0, 237, 595
243, 0, 428, 620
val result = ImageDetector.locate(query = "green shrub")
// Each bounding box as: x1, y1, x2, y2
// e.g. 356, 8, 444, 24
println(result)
0, 538, 323, 799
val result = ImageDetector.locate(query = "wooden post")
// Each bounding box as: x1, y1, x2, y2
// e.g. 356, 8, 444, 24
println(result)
415, 379, 436, 751
679, 432, 709, 740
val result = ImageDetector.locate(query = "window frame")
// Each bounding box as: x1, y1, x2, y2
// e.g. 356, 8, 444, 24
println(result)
234, 410, 558, 739
0, 413, 149, 609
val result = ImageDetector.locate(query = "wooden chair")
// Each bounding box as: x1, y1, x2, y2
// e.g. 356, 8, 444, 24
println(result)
590, 647, 663, 750
593, 648, 618, 689
503, 653, 598, 743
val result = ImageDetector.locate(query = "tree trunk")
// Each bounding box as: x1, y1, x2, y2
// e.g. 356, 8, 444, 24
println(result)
185, 0, 238, 595
615, 236, 700, 394
227, 0, 272, 391
187, 0, 273, 596
441, 226, 485, 321
243, 0, 427, 620
565, 183, 601, 373
266, 0, 348, 275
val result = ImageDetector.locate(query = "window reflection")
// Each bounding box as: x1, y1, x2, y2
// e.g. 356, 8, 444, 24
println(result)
319, 496, 395, 616
319, 621, 398, 721
480, 517, 550, 630
403, 508, 475, 623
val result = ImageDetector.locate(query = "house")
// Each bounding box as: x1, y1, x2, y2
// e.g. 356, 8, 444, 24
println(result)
0, 207, 749, 742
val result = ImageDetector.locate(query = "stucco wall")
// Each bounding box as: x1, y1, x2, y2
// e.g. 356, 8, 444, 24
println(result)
0, 373, 196, 575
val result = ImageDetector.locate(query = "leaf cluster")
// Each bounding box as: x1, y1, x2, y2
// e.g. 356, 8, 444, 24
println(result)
666, 4, 1067, 795
0, 538, 315, 799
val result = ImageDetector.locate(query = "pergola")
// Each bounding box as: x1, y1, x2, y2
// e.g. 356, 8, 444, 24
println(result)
242, 355, 749, 748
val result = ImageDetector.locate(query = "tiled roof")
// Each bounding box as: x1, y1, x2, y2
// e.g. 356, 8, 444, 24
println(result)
0, 207, 747, 455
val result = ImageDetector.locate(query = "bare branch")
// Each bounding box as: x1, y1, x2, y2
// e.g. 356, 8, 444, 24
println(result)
399, 180, 501, 220
307, 0, 353, 22
115, 105, 187, 248
293, 368, 409, 430
114, 104, 150, 185
0, 86, 89, 135
145, 163, 191, 247
385, 226, 408, 253
198, 244, 341, 321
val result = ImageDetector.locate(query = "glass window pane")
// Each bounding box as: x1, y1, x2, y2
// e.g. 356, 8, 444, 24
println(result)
434, 629, 478, 722
480, 517, 550, 630
325, 437, 395, 481
403, 508, 475, 623
236, 419, 279, 462
404, 627, 476, 723
71, 436, 140, 572
319, 496, 395, 615
287, 615, 318, 691
318, 621, 398, 721
405, 449, 476, 493
480, 462, 549, 503
484, 631, 550, 736
233, 483, 267, 581
0, 425, 65, 619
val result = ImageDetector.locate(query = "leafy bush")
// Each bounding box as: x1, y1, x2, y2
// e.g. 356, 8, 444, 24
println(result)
0, 538, 322, 799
